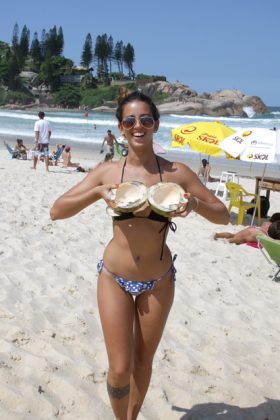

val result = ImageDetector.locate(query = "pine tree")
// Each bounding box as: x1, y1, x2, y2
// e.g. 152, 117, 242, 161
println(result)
94, 34, 109, 81
46, 26, 58, 56
30, 32, 42, 71
57, 26, 64, 55
123, 43, 135, 79
40, 29, 47, 59
81, 33, 93, 68
18, 24, 30, 68
19, 25, 30, 57
114, 41, 124, 74
12, 23, 19, 50
7, 51, 21, 88
107, 35, 114, 73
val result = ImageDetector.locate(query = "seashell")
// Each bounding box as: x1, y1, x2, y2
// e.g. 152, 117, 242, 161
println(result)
109, 181, 148, 213
147, 182, 187, 217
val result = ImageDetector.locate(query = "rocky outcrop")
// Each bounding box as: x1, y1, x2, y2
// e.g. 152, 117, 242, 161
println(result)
3, 79, 269, 117
141, 82, 269, 117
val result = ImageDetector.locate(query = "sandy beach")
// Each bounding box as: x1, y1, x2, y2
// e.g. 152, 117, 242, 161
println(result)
1, 141, 280, 420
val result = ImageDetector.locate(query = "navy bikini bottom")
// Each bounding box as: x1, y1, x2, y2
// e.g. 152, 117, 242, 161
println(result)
97, 255, 177, 296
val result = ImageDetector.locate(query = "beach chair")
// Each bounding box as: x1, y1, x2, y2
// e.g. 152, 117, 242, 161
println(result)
226, 181, 261, 225
257, 235, 280, 282
52, 145, 65, 164
4, 141, 19, 158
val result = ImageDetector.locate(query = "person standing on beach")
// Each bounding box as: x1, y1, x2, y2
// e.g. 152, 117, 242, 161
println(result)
50, 91, 229, 420
100, 129, 118, 158
33, 111, 51, 171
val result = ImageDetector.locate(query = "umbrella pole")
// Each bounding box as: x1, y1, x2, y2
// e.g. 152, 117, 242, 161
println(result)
251, 163, 267, 226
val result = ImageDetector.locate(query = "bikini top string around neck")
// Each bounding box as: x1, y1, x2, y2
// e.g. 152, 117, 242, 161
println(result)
112, 155, 177, 260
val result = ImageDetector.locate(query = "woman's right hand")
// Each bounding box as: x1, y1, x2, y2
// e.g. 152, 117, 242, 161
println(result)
95, 184, 119, 208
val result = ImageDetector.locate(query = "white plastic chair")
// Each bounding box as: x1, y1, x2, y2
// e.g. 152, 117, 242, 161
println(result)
215, 171, 239, 199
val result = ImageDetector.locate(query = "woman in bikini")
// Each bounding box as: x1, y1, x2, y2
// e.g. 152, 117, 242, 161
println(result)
50, 91, 229, 420
214, 213, 280, 244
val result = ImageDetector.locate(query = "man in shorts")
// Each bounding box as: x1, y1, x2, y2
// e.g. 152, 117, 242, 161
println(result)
100, 129, 118, 159
33, 111, 51, 171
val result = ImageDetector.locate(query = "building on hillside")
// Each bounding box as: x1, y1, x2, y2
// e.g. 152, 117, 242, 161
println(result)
60, 66, 94, 85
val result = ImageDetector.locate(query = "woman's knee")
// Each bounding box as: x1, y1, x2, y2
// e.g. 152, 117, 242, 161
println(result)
108, 359, 132, 381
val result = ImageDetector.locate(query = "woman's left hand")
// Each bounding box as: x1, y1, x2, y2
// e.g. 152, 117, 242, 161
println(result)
170, 193, 198, 218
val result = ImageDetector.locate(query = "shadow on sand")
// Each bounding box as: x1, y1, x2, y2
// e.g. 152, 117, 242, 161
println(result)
172, 398, 280, 419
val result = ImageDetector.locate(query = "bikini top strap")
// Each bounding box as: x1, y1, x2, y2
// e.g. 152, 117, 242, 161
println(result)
155, 155, 163, 182
121, 155, 161, 183
120, 157, 127, 182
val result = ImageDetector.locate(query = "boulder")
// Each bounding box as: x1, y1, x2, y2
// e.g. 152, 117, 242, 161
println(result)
147, 82, 269, 116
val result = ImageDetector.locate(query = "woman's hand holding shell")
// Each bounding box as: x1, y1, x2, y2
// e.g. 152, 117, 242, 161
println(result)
170, 193, 198, 218
95, 184, 119, 207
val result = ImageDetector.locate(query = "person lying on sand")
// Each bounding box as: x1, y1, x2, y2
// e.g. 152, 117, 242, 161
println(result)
214, 213, 280, 244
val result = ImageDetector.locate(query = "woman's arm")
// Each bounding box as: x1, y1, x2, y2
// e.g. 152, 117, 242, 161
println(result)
50, 165, 116, 220
174, 163, 229, 225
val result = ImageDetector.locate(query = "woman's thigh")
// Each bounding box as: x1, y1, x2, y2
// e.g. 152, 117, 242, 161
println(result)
97, 271, 135, 367
134, 274, 175, 362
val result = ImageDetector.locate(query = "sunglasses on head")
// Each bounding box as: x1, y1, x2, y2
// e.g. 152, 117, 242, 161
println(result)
121, 115, 155, 130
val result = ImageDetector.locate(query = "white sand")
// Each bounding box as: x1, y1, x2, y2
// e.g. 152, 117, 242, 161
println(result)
1, 145, 280, 420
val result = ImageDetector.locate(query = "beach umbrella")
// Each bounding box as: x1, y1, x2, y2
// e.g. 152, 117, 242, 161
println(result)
171, 121, 235, 157
219, 127, 279, 224
219, 128, 277, 163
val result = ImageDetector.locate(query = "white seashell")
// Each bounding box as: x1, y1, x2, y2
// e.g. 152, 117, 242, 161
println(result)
106, 188, 117, 201
110, 181, 148, 213
148, 182, 187, 216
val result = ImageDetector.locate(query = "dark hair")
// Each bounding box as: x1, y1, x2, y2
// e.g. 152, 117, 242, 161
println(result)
107, 130, 112, 133
268, 221, 280, 240
104, 153, 112, 161
269, 213, 280, 223
202, 159, 208, 167
115, 90, 160, 122
38, 111, 45, 119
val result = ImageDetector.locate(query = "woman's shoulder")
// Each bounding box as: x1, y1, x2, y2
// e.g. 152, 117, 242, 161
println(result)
89, 159, 122, 178
159, 156, 192, 173
158, 156, 195, 184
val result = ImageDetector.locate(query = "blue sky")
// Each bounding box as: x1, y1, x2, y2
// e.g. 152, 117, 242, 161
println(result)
1, 0, 280, 105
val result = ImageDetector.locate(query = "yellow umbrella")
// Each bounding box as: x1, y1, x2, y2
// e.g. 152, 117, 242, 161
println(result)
171, 121, 235, 157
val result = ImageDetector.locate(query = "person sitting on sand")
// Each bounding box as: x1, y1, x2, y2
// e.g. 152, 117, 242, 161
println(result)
197, 159, 216, 183
214, 213, 280, 244
14, 138, 28, 160
62, 145, 80, 168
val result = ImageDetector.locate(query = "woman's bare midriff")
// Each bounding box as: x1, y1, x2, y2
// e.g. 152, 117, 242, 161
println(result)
102, 218, 172, 281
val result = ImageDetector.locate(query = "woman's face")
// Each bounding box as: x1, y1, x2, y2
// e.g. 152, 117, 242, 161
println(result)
118, 100, 159, 150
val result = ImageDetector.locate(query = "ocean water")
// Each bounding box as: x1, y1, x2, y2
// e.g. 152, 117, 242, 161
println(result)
0, 106, 280, 176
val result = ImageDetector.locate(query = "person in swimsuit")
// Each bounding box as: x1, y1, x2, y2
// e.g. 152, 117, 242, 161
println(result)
197, 158, 217, 183
100, 129, 118, 158
214, 213, 280, 244
50, 91, 229, 420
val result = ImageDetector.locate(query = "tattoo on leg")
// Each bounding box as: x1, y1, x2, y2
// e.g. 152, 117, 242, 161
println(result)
107, 381, 130, 399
